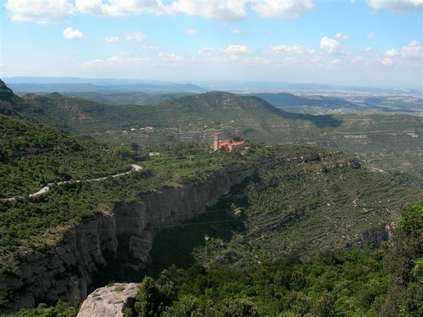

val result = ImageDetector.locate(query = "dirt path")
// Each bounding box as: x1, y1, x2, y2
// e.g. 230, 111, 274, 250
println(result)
1, 164, 143, 203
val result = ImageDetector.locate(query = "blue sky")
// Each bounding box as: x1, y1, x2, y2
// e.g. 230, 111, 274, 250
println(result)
1, 0, 422, 89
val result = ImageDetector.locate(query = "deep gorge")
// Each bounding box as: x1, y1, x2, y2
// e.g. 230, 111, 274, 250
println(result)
0, 163, 255, 312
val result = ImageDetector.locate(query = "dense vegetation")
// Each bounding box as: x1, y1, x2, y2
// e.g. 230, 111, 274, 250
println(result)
0, 142, 231, 265
1, 80, 422, 316
127, 202, 423, 317
8, 86, 423, 181
0, 113, 131, 197
150, 146, 422, 272
0, 81, 232, 266
0, 301, 77, 317
16, 91, 342, 133
4, 202, 421, 317
63, 91, 194, 106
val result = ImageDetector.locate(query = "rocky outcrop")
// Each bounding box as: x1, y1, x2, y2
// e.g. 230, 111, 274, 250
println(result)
347, 223, 393, 249
0, 163, 254, 312
0, 80, 14, 99
76, 283, 138, 317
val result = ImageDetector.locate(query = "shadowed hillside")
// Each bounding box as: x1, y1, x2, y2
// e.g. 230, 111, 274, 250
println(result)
254, 92, 359, 110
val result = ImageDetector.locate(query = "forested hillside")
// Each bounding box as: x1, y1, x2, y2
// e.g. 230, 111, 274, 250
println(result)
125, 202, 423, 317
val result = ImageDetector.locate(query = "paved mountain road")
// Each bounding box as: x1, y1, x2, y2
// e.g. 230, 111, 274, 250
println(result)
1, 164, 143, 203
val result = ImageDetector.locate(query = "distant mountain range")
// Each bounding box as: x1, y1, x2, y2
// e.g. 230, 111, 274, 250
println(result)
5, 77, 204, 94
5, 77, 422, 96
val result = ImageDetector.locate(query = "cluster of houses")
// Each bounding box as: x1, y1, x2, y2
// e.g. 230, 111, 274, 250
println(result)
211, 134, 245, 152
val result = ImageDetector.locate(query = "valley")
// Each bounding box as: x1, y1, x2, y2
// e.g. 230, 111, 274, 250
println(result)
0, 79, 422, 317
16, 89, 421, 181
2, 1, 422, 315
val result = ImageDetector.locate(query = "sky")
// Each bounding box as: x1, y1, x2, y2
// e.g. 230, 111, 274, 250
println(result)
1, 0, 422, 89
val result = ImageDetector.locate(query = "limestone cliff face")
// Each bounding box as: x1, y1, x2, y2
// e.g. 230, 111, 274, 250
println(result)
0, 163, 254, 311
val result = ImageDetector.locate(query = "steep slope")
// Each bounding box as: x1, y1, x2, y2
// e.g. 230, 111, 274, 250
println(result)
2, 143, 421, 313
0, 161, 253, 311
0, 82, 129, 197
0, 82, 244, 311
113, 203, 423, 317
150, 145, 423, 273
0, 80, 36, 115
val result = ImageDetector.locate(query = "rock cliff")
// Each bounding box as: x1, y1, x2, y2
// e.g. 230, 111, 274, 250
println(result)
76, 283, 138, 317
0, 163, 254, 311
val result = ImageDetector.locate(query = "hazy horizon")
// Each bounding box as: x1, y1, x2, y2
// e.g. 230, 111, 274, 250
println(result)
3, 76, 422, 93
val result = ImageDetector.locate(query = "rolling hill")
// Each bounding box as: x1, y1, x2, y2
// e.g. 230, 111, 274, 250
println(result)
10, 87, 423, 181
12, 91, 342, 134
147, 91, 342, 128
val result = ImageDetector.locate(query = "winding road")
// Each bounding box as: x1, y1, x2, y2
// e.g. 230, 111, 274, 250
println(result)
0, 164, 143, 203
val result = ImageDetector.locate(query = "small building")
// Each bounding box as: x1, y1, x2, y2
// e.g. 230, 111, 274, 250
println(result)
212, 134, 245, 152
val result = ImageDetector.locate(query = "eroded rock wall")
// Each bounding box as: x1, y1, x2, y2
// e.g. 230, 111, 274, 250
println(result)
0, 163, 254, 311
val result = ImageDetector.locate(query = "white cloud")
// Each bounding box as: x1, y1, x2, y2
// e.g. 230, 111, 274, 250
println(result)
7, 0, 318, 23
400, 40, 422, 59
105, 36, 120, 43
5, 0, 74, 23
379, 51, 395, 65
384, 48, 399, 57
63, 27, 83, 39
224, 44, 249, 55
74, 0, 102, 14
320, 36, 340, 54
186, 28, 197, 35
75, 0, 165, 16
367, 0, 423, 10
383, 41, 421, 58
253, 0, 314, 17
126, 32, 145, 42
379, 41, 421, 65
232, 28, 241, 34
168, 0, 246, 20
271, 44, 309, 54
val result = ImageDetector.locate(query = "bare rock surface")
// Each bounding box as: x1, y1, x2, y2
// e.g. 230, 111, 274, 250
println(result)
77, 283, 138, 317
